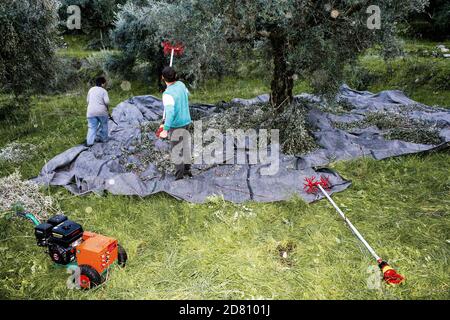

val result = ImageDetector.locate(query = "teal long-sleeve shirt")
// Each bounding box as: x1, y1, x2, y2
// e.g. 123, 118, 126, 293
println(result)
163, 81, 192, 131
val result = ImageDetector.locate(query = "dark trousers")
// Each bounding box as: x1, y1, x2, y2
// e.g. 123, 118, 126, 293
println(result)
169, 126, 192, 180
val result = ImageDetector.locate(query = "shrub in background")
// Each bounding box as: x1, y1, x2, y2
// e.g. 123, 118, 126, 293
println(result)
58, 0, 127, 49
0, 0, 59, 122
345, 56, 450, 93
406, 0, 450, 40
111, 0, 429, 111
78, 51, 112, 86
110, 1, 168, 89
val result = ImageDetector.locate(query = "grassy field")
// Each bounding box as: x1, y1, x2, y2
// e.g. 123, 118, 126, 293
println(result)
0, 39, 449, 300
346, 39, 450, 107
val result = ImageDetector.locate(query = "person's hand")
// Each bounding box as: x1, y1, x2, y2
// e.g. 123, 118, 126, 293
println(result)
160, 130, 169, 139
155, 125, 164, 138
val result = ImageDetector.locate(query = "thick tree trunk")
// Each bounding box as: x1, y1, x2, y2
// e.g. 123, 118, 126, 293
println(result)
270, 33, 294, 112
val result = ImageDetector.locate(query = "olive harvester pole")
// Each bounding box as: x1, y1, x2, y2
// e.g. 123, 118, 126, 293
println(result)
304, 176, 405, 285
162, 41, 185, 67
170, 49, 174, 66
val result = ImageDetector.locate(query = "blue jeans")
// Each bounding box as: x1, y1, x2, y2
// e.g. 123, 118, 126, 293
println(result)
86, 116, 109, 146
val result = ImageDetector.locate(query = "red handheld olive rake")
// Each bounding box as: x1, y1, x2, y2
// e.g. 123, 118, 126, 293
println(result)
162, 41, 185, 67
157, 41, 186, 137
304, 176, 405, 285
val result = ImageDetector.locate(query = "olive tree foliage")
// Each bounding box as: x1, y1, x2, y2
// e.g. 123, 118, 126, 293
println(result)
113, 0, 428, 108
0, 0, 59, 96
110, 1, 166, 81
110, 0, 231, 87
58, 0, 127, 34
173, 0, 429, 108
407, 0, 450, 39
57, 0, 128, 49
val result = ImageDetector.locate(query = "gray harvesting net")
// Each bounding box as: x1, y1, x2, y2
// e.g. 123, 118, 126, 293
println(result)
33, 85, 450, 203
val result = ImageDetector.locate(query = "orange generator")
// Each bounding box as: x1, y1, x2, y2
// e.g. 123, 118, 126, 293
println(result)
29, 213, 127, 289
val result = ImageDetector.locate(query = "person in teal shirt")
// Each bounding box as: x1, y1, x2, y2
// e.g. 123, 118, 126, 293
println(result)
159, 67, 193, 180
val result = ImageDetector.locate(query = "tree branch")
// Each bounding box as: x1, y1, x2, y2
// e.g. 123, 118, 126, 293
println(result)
344, 0, 371, 17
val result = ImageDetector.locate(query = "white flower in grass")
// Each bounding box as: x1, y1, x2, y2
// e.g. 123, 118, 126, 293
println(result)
121, 81, 131, 91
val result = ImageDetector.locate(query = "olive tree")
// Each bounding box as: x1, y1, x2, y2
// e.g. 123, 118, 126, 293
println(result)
0, 0, 59, 120
0, 0, 59, 96
169, 0, 430, 109
113, 0, 428, 109
110, 1, 168, 87
58, 0, 128, 34
111, 1, 246, 87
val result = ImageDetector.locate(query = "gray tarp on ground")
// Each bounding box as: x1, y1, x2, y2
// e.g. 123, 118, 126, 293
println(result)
33, 85, 450, 203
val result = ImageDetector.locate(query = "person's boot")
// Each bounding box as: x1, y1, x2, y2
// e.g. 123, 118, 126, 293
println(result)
184, 165, 192, 178
175, 165, 184, 181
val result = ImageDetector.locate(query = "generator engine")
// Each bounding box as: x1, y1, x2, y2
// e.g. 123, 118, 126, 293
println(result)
34, 215, 84, 265
14, 206, 128, 290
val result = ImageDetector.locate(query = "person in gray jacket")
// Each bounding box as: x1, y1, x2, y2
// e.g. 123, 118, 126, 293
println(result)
85, 77, 110, 147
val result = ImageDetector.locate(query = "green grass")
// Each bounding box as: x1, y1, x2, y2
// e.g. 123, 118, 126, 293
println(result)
0, 39, 449, 300
1, 152, 449, 299
346, 40, 450, 107
188, 78, 311, 104
403, 39, 450, 53
57, 35, 99, 59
